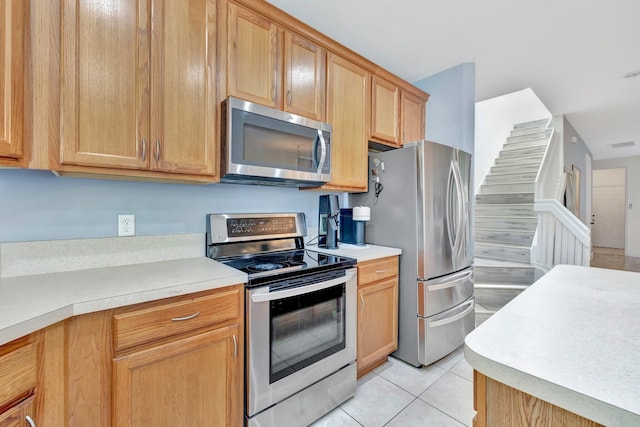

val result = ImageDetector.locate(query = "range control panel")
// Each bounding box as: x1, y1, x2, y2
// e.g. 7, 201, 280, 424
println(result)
226, 216, 297, 237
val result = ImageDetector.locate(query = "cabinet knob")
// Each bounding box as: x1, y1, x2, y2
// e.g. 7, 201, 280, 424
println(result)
26, 415, 36, 427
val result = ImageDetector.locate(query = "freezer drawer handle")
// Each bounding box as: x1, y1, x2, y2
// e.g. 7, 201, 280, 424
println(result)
428, 299, 474, 328
426, 271, 473, 291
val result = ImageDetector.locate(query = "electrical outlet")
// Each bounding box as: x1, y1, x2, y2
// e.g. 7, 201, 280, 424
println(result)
118, 214, 135, 237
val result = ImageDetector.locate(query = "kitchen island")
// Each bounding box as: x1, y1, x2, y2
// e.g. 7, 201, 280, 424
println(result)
465, 265, 640, 426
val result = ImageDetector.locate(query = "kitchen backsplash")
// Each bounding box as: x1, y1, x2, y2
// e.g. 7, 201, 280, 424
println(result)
0, 169, 340, 243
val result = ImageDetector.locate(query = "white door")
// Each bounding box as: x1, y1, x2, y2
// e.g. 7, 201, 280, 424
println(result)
592, 168, 625, 249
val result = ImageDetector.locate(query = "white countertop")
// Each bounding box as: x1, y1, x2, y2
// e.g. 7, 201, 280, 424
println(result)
0, 234, 248, 346
0, 257, 246, 346
465, 265, 640, 426
307, 243, 401, 263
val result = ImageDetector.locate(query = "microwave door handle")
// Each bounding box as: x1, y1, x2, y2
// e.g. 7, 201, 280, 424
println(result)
316, 129, 327, 174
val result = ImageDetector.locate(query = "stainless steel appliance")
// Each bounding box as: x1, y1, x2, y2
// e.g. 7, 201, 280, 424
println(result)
318, 194, 339, 249
221, 97, 332, 187
352, 140, 474, 366
206, 213, 357, 427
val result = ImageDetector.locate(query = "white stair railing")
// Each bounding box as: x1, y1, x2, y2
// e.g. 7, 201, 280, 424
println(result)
531, 128, 591, 267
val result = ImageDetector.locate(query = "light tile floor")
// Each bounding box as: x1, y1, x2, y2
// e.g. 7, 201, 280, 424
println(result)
591, 246, 640, 272
311, 346, 474, 427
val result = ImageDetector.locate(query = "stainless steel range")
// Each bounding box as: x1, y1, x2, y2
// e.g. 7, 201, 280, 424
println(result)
206, 213, 358, 427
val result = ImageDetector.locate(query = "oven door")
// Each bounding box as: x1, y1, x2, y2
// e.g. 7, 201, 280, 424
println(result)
246, 268, 357, 417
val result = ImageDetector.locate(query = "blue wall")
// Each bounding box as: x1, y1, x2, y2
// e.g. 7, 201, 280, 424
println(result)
0, 169, 327, 243
413, 63, 475, 154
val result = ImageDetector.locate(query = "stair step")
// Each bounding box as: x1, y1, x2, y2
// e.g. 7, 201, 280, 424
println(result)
513, 118, 549, 129
475, 229, 535, 245
476, 193, 534, 204
484, 171, 538, 184
475, 203, 534, 216
474, 285, 529, 312
506, 131, 550, 144
474, 263, 537, 284
498, 145, 547, 158
479, 182, 535, 194
491, 162, 540, 174
475, 216, 537, 231
494, 154, 543, 165
475, 242, 531, 263
503, 138, 549, 151
510, 125, 548, 137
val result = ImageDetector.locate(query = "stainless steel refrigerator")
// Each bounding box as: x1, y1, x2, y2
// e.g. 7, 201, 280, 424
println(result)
351, 140, 474, 367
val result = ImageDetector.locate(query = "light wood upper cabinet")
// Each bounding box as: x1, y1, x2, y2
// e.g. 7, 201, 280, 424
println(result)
227, 2, 325, 121
0, 0, 25, 162
401, 90, 426, 144
371, 76, 401, 146
228, 3, 280, 108
324, 53, 369, 192
283, 32, 325, 121
60, 0, 216, 177
113, 325, 241, 427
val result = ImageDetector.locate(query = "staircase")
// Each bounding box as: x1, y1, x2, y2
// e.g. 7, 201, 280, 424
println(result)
474, 118, 550, 325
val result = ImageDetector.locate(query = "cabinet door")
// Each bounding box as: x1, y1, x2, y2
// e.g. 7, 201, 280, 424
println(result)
325, 54, 369, 191
113, 325, 241, 427
371, 76, 400, 146
149, 0, 216, 176
357, 278, 398, 374
0, 396, 35, 427
0, 0, 25, 159
283, 32, 325, 121
60, 0, 150, 169
228, 3, 280, 108
401, 91, 425, 144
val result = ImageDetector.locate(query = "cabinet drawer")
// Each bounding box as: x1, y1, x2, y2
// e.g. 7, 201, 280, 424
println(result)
0, 341, 36, 408
358, 257, 398, 284
113, 287, 241, 352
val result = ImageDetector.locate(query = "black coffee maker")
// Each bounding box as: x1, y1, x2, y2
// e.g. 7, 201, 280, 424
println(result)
318, 195, 339, 249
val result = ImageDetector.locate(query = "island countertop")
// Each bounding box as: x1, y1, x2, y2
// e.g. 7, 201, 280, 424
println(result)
464, 265, 640, 426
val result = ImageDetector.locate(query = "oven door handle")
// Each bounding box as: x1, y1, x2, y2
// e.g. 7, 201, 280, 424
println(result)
250, 270, 356, 303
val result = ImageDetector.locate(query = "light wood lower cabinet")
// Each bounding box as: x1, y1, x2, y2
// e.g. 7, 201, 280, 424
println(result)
473, 371, 603, 427
113, 325, 241, 427
0, 284, 244, 427
0, 337, 37, 427
356, 256, 399, 377
0, 395, 35, 427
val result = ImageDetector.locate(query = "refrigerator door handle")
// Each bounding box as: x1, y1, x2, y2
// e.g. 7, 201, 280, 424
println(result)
451, 159, 466, 259
446, 161, 456, 254
428, 299, 474, 328
424, 270, 473, 291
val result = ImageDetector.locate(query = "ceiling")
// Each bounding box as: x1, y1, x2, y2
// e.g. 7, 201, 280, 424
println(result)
267, 0, 640, 160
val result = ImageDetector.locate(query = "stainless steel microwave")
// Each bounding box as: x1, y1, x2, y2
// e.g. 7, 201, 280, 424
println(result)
221, 97, 332, 187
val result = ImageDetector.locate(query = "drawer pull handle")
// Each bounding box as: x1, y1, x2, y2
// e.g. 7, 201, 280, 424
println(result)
141, 138, 147, 161
26, 415, 36, 427
375, 270, 386, 273
360, 295, 365, 311
232, 334, 238, 358
171, 312, 200, 321
155, 140, 160, 164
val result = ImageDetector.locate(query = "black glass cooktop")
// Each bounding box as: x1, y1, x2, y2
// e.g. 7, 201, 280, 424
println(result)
220, 249, 356, 287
